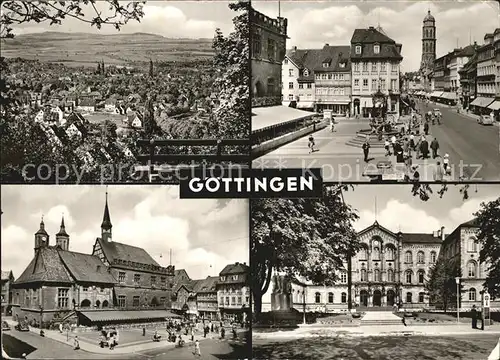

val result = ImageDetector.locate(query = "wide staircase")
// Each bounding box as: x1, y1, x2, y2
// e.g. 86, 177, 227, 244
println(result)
360, 311, 403, 326
346, 132, 387, 149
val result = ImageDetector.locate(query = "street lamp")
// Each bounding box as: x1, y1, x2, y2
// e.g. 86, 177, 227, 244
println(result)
302, 289, 306, 325
455, 277, 460, 324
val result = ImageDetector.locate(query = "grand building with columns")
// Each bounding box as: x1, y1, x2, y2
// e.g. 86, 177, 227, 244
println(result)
261, 219, 493, 312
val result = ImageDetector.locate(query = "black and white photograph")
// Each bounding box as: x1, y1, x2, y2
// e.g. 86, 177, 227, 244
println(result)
251, 184, 500, 359
1, 185, 250, 359
251, 1, 500, 182
0, 0, 250, 184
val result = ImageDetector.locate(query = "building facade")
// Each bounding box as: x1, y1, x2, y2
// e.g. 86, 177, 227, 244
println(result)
476, 34, 496, 101
420, 10, 437, 92
217, 262, 250, 322
250, 8, 288, 108
350, 26, 403, 118
282, 45, 351, 114
1, 270, 15, 315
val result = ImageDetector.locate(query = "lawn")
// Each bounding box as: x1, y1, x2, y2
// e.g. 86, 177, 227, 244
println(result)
394, 311, 495, 325
252, 334, 499, 360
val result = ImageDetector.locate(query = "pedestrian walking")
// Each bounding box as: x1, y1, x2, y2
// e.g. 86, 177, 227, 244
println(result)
424, 121, 429, 135
330, 118, 335, 132
191, 328, 194, 341
420, 136, 429, 159
59, 323, 63, 333
430, 137, 440, 159
73, 336, 80, 350
384, 138, 391, 156
362, 139, 370, 162
143, 327, 146, 336
434, 161, 444, 181
472, 305, 478, 329
308, 135, 315, 154
443, 154, 450, 174
193, 339, 201, 357
390, 135, 396, 153
220, 326, 225, 339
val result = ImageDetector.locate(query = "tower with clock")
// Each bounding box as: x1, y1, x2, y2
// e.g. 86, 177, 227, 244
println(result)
34, 216, 49, 253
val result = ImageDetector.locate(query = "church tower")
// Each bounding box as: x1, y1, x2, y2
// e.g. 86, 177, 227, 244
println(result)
101, 190, 112, 242
34, 216, 49, 254
420, 10, 436, 91
55, 215, 70, 251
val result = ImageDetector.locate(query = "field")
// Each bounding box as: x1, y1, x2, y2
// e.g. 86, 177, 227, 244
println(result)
1, 31, 214, 67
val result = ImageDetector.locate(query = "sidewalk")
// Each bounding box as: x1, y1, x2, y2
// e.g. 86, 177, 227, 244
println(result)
253, 323, 500, 339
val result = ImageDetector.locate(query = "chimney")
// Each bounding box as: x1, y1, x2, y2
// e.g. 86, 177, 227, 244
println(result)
292, 46, 297, 52
325, 43, 329, 47
441, 226, 445, 241
369, 26, 374, 30
235, 262, 239, 265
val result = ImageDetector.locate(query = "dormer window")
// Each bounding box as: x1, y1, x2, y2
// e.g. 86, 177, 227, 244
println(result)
339, 62, 346, 68
355, 45, 362, 54
322, 62, 329, 68
374, 44, 380, 54
303, 68, 309, 76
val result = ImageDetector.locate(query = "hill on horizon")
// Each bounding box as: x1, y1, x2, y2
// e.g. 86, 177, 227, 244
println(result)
1, 31, 215, 67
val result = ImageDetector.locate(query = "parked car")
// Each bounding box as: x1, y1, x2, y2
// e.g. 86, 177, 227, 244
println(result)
478, 115, 494, 125
2, 320, 10, 331
15, 321, 29, 332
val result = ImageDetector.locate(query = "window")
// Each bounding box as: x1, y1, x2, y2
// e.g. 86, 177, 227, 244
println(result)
372, 62, 378, 72
315, 292, 321, 303
161, 277, 166, 285
418, 292, 425, 303
118, 295, 126, 308
391, 63, 398, 72
359, 246, 367, 259
469, 288, 476, 301
362, 62, 368, 72
328, 73, 333, 79
83, 287, 88, 292
133, 296, 140, 307
231, 297, 236, 305
362, 79, 368, 89
341, 272, 347, 284
150, 276, 156, 286
118, 272, 125, 283
374, 269, 380, 282
430, 251, 437, 263
289, 69, 294, 77
328, 292, 334, 303
373, 247, 380, 260
225, 297, 229, 306
391, 79, 397, 91
323, 62, 329, 68
237, 296, 242, 305
160, 297, 166, 305
134, 274, 140, 284
284, 58, 288, 65
418, 270, 425, 284
381, 63, 386, 72
307, 83, 312, 89
299, 83, 303, 89
304, 69, 309, 76
267, 38, 276, 62
288, 82, 294, 89
374, 44, 380, 54
417, 251, 425, 264
405, 270, 412, 284
468, 261, 477, 278
380, 79, 386, 90
353, 63, 360, 72
339, 62, 346, 68
468, 237, 477, 252
386, 247, 394, 260
232, 275, 238, 281
406, 292, 412, 303
360, 269, 367, 282
252, 32, 261, 57
355, 45, 361, 54
341, 292, 347, 303
372, 79, 378, 91
267, 78, 275, 95
387, 269, 394, 282
405, 251, 412, 263
57, 288, 69, 308
288, 94, 294, 100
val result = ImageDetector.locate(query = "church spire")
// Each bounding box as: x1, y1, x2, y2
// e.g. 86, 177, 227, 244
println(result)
56, 214, 70, 251
56, 214, 68, 236
101, 188, 112, 241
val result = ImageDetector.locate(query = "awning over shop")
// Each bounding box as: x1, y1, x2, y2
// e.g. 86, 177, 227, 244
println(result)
79, 310, 181, 323
296, 102, 314, 109
430, 91, 443, 98
441, 92, 457, 100
470, 97, 495, 108
252, 106, 317, 132
488, 101, 500, 110
361, 98, 374, 108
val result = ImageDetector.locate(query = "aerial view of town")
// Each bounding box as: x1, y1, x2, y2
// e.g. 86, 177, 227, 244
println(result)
0, 1, 249, 183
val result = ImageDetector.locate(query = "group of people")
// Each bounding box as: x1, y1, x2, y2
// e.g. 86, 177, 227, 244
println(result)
99, 327, 119, 350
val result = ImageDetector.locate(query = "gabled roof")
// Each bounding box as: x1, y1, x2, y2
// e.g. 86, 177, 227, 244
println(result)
350, 28, 402, 60
351, 27, 394, 44
357, 222, 442, 244
193, 276, 218, 293
220, 262, 248, 276
1, 270, 14, 281
96, 238, 160, 267
58, 250, 115, 284
15, 246, 73, 284
459, 218, 479, 227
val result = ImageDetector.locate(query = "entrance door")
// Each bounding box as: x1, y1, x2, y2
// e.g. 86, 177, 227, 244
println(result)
360, 290, 369, 307
354, 99, 360, 115
387, 290, 395, 306
373, 290, 382, 307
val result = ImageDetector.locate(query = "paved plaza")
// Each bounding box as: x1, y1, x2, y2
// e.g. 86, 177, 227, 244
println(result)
253, 100, 500, 182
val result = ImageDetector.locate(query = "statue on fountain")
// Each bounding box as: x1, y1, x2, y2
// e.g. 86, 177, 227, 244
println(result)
271, 275, 293, 311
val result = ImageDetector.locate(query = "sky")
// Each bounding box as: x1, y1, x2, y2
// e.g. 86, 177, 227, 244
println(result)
1, 186, 248, 281
253, 0, 500, 71
8, 1, 236, 39
342, 184, 500, 234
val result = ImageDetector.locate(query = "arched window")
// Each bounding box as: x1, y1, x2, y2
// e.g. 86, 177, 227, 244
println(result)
359, 247, 367, 259
430, 251, 437, 263
468, 261, 477, 278
417, 251, 425, 263
374, 269, 380, 282
361, 269, 367, 282
418, 270, 425, 284
405, 251, 413, 264
328, 292, 334, 303
341, 271, 347, 284
468, 237, 477, 252
406, 292, 412, 303
387, 269, 394, 282
386, 247, 394, 261
469, 288, 476, 301
341, 292, 347, 303
373, 247, 380, 260
405, 270, 412, 284
315, 292, 321, 303
418, 292, 425, 303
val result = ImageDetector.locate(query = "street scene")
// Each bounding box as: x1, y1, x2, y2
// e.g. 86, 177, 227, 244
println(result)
251, 1, 500, 182
251, 184, 500, 359
1, 186, 250, 359
1, 1, 249, 183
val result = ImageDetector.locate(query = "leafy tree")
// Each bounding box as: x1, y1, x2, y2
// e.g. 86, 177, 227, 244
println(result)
476, 197, 500, 298
251, 185, 360, 316
425, 257, 462, 312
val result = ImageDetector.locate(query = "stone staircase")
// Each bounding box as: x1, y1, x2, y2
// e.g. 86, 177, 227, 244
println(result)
360, 311, 404, 326
346, 133, 387, 149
